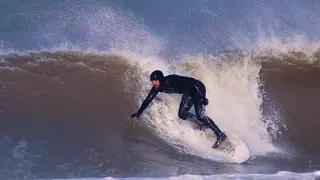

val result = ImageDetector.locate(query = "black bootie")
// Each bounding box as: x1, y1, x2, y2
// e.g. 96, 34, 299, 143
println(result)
201, 116, 227, 148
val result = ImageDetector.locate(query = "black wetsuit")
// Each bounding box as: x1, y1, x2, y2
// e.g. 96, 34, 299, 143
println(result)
135, 74, 226, 140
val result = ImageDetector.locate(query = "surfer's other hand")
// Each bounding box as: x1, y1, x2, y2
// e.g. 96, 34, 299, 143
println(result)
130, 112, 140, 119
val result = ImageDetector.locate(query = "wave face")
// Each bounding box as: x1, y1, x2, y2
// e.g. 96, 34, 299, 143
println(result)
0, 50, 320, 179
259, 50, 320, 156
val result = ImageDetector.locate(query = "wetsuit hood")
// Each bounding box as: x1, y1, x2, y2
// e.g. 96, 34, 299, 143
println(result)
150, 70, 164, 83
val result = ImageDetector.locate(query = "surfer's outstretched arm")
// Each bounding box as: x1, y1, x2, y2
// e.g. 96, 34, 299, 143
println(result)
130, 86, 159, 118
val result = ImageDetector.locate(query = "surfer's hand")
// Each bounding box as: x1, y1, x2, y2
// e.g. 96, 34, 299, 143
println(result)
130, 112, 140, 119
201, 97, 209, 106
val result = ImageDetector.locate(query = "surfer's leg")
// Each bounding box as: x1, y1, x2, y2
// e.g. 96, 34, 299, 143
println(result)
178, 94, 199, 124
193, 98, 227, 148
193, 100, 220, 133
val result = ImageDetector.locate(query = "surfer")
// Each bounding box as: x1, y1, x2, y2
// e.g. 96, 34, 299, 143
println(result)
130, 70, 227, 148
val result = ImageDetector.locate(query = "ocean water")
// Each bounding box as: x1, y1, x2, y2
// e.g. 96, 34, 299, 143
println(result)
1, 0, 320, 179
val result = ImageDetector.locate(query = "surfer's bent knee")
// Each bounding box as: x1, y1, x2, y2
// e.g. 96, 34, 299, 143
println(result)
178, 112, 189, 120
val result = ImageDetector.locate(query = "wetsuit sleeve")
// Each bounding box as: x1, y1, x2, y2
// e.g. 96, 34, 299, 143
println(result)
136, 86, 160, 115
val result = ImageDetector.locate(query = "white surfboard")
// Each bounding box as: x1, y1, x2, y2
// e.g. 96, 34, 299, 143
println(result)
204, 128, 250, 163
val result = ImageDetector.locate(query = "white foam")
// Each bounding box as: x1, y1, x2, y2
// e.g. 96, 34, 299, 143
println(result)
35, 5, 166, 58
174, 54, 279, 156
250, 35, 320, 63
49, 171, 320, 180
0, 41, 18, 55
127, 52, 281, 163
0, 66, 28, 73
224, 1, 320, 61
